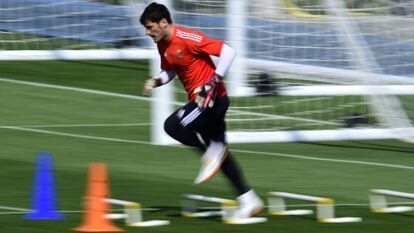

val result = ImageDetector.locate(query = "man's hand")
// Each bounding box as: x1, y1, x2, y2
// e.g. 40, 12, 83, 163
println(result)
143, 77, 160, 96
195, 73, 222, 109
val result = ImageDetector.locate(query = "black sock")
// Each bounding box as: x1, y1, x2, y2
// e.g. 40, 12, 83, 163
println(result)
220, 152, 250, 195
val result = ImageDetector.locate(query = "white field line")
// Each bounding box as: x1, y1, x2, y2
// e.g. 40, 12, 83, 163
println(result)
227, 109, 339, 125
0, 123, 152, 128
2, 126, 414, 171
230, 105, 274, 109
0, 126, 153, 145
0, 77, 151, 101
232, 149, 414, 170
0, 77, 332, 125
0, 206, 30, 211
226, 117, 276, 122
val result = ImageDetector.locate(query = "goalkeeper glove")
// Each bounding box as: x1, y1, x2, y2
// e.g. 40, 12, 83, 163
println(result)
195, 73, 222, 109
143, 77, 160, 96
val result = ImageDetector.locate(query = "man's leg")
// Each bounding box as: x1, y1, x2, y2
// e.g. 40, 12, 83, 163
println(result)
199, 97, 264, 217
196, 141, 264, 218
164, 105, 206, 150
164, 101, 264, 217
195, 130, 251, 196
186, 94, 226, 184
220, 153, 249, 195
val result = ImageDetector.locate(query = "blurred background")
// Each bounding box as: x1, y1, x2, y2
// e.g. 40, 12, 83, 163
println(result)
1, 1, 414, 233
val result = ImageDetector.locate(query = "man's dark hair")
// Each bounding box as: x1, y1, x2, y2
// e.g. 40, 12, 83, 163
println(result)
140, 2, 172, 25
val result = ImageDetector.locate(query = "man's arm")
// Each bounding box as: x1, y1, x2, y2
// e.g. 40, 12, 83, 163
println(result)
215, 43, 236, 77
195, 43, 236, 108
143, 70, 176, 95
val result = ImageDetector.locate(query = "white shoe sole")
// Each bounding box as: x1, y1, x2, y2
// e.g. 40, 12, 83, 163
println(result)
194, 148, 228, 184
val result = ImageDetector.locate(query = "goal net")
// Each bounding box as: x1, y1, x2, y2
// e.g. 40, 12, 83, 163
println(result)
173, 0, 414, 144
1, 0, 414, 144
0, 0, 155, 59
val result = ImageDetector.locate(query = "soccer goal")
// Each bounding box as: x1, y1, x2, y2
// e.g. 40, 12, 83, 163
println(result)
1, 0, 414, 144
171, 0, 414, 144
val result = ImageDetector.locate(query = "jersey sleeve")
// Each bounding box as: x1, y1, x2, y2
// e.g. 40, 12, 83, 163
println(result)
187, 33, 224, 57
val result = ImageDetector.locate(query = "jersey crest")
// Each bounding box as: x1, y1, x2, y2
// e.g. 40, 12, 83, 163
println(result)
176, 49, 183, 59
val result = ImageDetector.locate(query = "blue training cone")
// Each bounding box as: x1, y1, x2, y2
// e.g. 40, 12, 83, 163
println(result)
23, 152, 64, 220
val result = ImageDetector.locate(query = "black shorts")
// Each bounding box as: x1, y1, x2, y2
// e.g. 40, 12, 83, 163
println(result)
164, 95, 229, 142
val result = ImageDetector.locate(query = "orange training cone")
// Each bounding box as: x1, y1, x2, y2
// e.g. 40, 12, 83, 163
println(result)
73, 163, 124, 232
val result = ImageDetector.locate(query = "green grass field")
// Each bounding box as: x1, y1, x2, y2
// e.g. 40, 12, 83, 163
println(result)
1, 60, 414, 233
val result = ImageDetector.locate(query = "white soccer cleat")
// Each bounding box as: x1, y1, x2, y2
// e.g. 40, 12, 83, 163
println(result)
235, 190, 265, 219
194, 141, 228, 184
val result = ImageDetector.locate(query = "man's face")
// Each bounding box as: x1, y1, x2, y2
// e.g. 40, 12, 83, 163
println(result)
144, 19, 168, 43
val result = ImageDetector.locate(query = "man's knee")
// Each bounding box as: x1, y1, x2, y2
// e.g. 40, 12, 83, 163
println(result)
163, 116, 177, 138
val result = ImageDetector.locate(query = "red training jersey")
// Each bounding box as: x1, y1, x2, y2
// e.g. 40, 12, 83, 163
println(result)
157, 25, 227, 102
